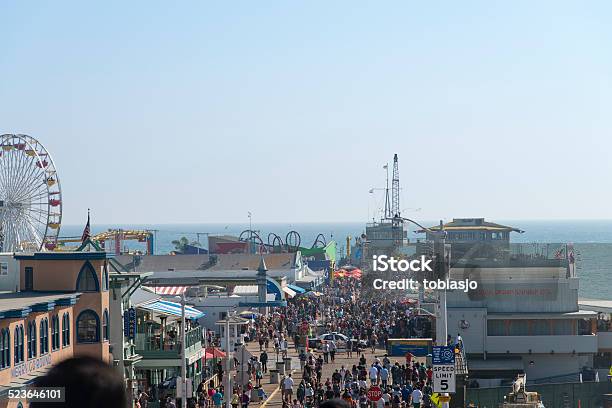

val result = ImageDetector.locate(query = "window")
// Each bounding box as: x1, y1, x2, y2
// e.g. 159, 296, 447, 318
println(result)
553, 320, 573, 335
14, 325, 24, 364
531, 320, 551, 335
508, 320, 529, 336
62, 313, 70, 347
487, 319, 506, 336
0, 262, 7, 276
24, 267, 33, 291
77, 310, 99, 343
102, 264, 109, 291
40, 319, 49, 355
578, 319, 592, 335
0, 328, 9, 369
51, 316, 60, 351
26, 325, 31, 359
27, 321, 37, 359
102, 309, 109, 341
76, 262, 99, 292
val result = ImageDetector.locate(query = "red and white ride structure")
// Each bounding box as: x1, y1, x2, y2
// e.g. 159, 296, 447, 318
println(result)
0, 134, 62, 252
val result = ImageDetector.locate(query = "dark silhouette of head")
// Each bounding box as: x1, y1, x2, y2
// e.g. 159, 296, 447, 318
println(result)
320, 399, 351, 408
31, 356, 127, 408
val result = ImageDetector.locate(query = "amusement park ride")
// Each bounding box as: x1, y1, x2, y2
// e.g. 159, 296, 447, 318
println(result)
56, 229, 155, 255
237, 229, 328, 253
0, 133, 328, 256
0, 134, 62, 252
0, 134, 155, 255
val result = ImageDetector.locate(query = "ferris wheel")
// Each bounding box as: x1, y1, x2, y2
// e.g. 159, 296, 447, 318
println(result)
0, 134, 62, 252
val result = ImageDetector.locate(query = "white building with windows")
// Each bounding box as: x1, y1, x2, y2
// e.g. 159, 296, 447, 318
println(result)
446, 242, 598, 386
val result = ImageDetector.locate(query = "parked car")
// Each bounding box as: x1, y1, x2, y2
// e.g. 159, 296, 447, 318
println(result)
308, 332, 367, 351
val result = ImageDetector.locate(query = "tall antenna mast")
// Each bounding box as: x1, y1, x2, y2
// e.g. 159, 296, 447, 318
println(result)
383, 163, 390, 219
391, 154, 400, 217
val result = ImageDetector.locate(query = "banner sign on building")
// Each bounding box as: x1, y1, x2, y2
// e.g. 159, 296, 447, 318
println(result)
123, 307, 136, 339
432, 346, 455, 365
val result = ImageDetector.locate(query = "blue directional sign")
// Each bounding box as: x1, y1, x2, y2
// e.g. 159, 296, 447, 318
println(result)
123, 307, 136, 339
432, 346, 455, 365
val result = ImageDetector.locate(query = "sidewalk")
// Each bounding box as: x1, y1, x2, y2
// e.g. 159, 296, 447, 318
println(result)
244, 340, 301, 408
243, 340, 403, 408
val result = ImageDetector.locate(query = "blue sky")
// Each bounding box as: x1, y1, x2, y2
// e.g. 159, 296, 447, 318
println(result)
1, 1, 611, 224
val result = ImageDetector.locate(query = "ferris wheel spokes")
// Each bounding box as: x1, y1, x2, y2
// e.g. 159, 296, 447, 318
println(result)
0, 134, 61, 252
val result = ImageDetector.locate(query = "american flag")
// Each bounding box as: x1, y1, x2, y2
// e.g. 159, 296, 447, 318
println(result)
81, 209, 91, 241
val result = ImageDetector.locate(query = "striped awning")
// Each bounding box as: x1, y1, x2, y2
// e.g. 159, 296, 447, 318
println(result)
282, 286, 296, 298
144, 286, 189, 296
138, 300, 205, 320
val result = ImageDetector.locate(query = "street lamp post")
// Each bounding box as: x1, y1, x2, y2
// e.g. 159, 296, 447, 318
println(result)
225, 310, 232, 408
180, 293, 187, 408
393, 217, 450, 408
390, 216, 448, 347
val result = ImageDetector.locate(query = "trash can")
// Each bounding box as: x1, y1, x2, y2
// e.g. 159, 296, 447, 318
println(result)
270, 369, 279, 384
284, 357, 292, 371
276, 361, 286, 375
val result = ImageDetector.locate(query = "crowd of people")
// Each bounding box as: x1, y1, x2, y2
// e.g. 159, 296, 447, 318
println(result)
283, 350, 437, 408
177, 266, 454, 408
239, 275, 442, 408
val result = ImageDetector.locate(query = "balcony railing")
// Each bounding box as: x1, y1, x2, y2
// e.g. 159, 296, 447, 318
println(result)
135, 327, 203, 357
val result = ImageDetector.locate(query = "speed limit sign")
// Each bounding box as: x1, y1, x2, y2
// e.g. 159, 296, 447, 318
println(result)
433, 365, 455, 393
432, 345, 456, 394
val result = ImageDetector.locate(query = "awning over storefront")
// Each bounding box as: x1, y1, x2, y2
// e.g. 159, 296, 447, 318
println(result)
238, 300, 287, 307
287, 284, 306, 294
144, 286, 189, 296
205, 347, 226, 358
139, 300, 205, 319
282, 286, 297, 298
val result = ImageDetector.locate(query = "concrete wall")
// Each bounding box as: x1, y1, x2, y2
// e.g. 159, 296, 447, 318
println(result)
448, 266, 579, 313
109, 282, 126, 366
0, 307, 75, 388
597, 331, 612, 351
0, 255, 19, 292
447, 308, 487, 354
521, 353, 592, 380
18, 257, 111, 364
191, 295, 261, 330
73, 290, 110, 363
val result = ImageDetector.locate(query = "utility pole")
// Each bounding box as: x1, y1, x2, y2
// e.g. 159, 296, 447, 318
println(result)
433, 219, 448, 347
383, 163, 390, 219
180, 293, 187, 408
432, 220, 450, 408
391, 217, 449, 346
225, 311, 232, 408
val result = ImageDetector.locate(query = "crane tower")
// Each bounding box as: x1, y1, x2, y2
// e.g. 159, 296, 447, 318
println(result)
391, 153, 400, 218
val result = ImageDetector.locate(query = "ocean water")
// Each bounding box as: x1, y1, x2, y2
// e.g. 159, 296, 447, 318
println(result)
60, 220, 612, 300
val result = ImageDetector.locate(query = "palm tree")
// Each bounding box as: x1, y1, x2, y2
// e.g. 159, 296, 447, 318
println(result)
171, 236, 202, 253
